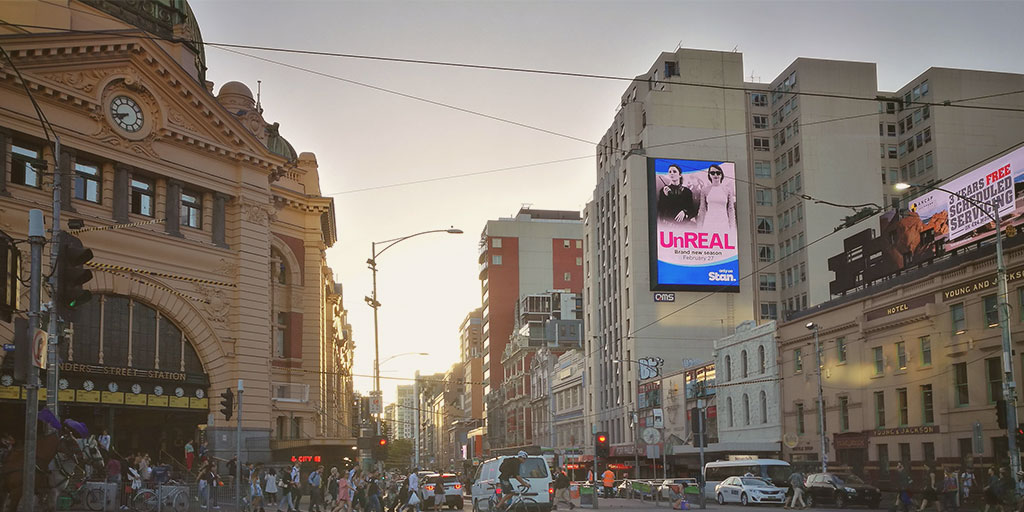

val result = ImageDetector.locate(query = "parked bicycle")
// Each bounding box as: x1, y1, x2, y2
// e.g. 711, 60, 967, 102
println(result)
131, 482, 190, 512
61, 477, 106, 511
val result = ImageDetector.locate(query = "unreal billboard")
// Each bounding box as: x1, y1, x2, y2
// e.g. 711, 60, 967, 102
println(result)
648, 158, 739, 292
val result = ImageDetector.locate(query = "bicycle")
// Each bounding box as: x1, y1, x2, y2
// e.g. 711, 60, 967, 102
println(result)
132, 482, 190, 512
61, 477, 106, 511
488, 483, 538, 512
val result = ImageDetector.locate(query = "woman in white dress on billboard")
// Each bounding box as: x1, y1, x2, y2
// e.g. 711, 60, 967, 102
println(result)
698, 164, 736, 233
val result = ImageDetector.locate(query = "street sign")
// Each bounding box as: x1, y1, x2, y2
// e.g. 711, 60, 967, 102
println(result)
368, 395, 382, 414
646, 444, 660, 460
2, 344, 13, 352
973, 421, 984, 455
32, 328, 46, 368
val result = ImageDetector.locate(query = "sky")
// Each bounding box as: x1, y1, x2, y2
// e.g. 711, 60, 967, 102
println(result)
187, 0, 1024, 404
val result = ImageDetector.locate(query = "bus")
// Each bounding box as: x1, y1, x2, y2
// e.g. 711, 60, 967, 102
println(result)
702, 459, 792, 497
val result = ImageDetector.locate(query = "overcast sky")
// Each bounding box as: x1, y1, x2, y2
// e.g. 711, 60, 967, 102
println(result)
189, 0, 1024, 404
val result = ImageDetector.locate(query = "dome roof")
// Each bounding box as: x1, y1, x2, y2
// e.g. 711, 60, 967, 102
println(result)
217, 81, 255, 111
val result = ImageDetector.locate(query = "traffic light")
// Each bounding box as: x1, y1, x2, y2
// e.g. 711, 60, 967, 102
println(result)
12, 317, 30, 383
0, 230, 19, 323
997, 399, 1008, 429
1017, 425, 1024, 447
595, 432, 609, 458
372, 435, 389, 459
220, 388, 234, 421
55, 232, 93, 318
690, 409, 707, 447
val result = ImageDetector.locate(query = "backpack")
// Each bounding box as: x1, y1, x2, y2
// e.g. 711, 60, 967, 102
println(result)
499, 459, 519, 479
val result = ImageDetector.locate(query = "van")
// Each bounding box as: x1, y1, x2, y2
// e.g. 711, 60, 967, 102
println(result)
702, 459, 792, 498
470, 455, 553, 512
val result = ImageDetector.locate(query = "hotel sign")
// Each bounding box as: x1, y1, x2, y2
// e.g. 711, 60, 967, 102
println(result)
942, 266, 1024, 301
865, 294, 935, 321
872, 425, 940, 437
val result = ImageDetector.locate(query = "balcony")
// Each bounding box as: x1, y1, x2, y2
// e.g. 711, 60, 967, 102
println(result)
271, 383, 310, 403
479, 260, 489, 279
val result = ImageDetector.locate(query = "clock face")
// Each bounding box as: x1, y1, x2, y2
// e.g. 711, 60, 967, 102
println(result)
131, 384, 142, 394
195, 389, 205, 399
110, 95, 144, 133
107, 382, 119, 393
153, 385, 164, 396
1, 375, 12, 387
175, 387, 184, 398
59, 378, 69, 390
83, 380, 94, 392
641, 427, 661, 444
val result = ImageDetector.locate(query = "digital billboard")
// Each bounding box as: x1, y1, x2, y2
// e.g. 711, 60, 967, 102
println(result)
648, 158, 739, 292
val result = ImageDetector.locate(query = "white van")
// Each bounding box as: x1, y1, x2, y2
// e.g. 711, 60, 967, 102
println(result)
702, 459, 791, 498
470, 455, 553, 512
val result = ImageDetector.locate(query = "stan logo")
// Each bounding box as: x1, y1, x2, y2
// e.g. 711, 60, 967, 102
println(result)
708, 271, 736, 282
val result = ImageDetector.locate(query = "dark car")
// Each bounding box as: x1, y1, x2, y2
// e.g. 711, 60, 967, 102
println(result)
804, 473, 880, 509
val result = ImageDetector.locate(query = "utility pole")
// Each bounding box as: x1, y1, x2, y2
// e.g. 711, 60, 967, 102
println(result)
236, 379, 243, 511
632, 411, 640, 480
993, 201, 1021, 486
414, 370, 420, 469
697, 382, 706, 510
45, 137, 62, 416
19, 210, 45, 512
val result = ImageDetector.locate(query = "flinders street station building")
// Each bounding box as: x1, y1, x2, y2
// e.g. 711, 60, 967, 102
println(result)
0, 0, 356, 463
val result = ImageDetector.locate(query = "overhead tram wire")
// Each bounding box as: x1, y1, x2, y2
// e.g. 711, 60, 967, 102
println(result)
4, 21, 1024, 115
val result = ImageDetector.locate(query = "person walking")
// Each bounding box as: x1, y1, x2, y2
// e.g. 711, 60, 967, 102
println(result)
308, 466, 324, 512
601, 467, 615, 499
983, 467, 1002, 512
553, 468, 574, 510
407, 468, 421, 512
265, 469, 280, 509
943, 468, 960, 512
184, 440, 195, 471
962, 469, 976, 506
919, 465, 941, 512
785, 469, 806, 509
368, 471, 383, 512
897, 462, 914, 512
251, 468, 267, 512
334, 470, 352, 512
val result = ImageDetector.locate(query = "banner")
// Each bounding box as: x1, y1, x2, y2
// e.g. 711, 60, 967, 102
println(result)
648, 158, 739, 291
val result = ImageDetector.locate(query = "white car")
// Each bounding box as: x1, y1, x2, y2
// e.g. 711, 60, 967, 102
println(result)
715, 476, 787, 506
470, 455, 553, 512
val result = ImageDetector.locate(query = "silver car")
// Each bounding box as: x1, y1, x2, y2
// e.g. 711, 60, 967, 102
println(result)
715, 476, 787, 506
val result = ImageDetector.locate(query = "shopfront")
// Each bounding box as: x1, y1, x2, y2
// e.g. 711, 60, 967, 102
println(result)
0, 294, 209, 460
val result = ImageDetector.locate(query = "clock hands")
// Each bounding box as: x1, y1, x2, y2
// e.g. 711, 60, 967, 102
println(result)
112, 112, 130, 119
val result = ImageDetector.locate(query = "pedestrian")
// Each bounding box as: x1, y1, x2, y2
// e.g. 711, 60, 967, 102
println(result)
407, 468, 421, 512
326, 467, 340, 511
601, 467, 615, 499
334, 469, 352, 512
185, 440, 195, 471
280, 477, 297, 512
943, 468, 960, 512
252, 467, 267, 512
786, 469, 806, 509
291, 463, 304, 511
266, 469, 280, 508
368, 471, 383, 512
897, 462, 914, 512
308, 465, 324, 512
999, 467, 1015, 512
431, 474, 444, 510
919, 465, 941, 512
98, 429, 112, 453
962, 469, 976, 505
553, 468, 574, 510
199, 441, 209, 463
983, 467, 1002, 512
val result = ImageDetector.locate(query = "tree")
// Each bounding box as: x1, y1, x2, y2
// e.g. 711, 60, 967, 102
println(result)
385, 438, 414, 467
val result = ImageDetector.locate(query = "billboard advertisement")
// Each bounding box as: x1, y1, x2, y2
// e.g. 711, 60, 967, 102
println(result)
829, 145, 1024, 295
648, 158, 739, 292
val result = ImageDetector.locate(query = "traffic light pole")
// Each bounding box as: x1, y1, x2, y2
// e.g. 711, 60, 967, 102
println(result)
19, 210, 45, 512
236, 380, 243, 512
46, 137, 62, 416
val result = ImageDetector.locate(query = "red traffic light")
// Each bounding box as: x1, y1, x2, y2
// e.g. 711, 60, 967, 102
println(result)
378, 438, 388, 446
597, 435, 607, 443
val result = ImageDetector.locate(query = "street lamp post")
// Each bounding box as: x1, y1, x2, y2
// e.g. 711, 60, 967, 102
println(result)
367, 228, 462, 436
896, 181, 1020, 486
805, 322, 827, 474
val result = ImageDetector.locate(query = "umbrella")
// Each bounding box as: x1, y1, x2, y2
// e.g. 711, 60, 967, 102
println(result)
38, 408, 61, 430
64, 419, 89, 437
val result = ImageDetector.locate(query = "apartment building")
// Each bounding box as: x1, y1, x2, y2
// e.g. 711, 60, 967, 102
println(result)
395, 384, 415, 440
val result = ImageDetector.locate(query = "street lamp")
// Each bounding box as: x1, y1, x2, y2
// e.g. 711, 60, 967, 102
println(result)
805, 322, 827, 474
896, 181, 1020, 485
367, 228, 462, 436
381, 352, 429, 367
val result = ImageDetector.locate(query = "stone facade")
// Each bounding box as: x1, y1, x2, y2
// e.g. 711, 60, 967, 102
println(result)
713, 321, 781, 453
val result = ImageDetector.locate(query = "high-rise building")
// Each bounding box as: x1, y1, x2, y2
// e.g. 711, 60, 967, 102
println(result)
583, 47, 1024, 464
478, 207, 583, 451
395, 385, 415, 440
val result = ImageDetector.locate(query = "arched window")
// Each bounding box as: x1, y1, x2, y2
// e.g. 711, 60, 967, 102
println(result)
724, 355, 732, 381
271, 248, 288, 285
760, 390, 768, 424
727, 397, 734, 427
741, 349, 748, 378
743, 393, 750, 425
758, 345, 766, 374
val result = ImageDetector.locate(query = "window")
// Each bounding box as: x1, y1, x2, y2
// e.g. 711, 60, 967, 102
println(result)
130, 177, 155, 216
275, 312, 289, 358
492, 238, 502, 248
753, 115, 768, 129
11, 142, 44, 188
727, 397, 734, 427
920, 336, 932, 366
800, 262, 806, 282
724, 354, 732, 381
839, 396, 849, 432
73, 162, 101, 203
563, 239, 570, 248
492, 255, 502, 265
743, 394, 750, 425
837, 337, 847, 363
741, 350, 748, 378
180, 190, 202, 229
897, 388, 908, 425
794, 348, 803, 374
759, 274, 776, 291
753, 137, 770, 151
899, 443, 911, 465
875, 391, 886, 427
896, 342, 907, 370
923, 442, 935, 463
758, 245, 775, 263
756, 188, 773, 206
951, 303, 966, 333
576, 257, 582, 266
922, 384, 934, 424
754, 161, 772, 178
760, 390, 768, 424
563, 272, 571, 281
664, 61, 678, 77
874, 347, 884, 375
888, 145, 898, 159
878, 445, 890, 476
796, 403, 805, 434
986, 357, 1003, 404
954, 362, 969, 406
984, 294, 999, 327
756, 216, 773, 234
760, 303, 777, 320
751, 93, 768, 107
758, 345, 766, 374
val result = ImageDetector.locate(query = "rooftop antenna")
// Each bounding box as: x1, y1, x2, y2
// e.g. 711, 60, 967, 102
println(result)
731, 45, 739, 53
256, 80, 263, 114
675, 40, 683, 51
